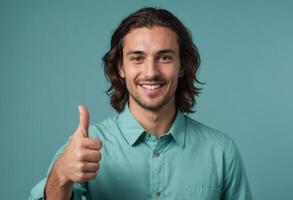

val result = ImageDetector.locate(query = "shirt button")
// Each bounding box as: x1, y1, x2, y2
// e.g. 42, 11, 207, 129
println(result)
155, 191, 161, 196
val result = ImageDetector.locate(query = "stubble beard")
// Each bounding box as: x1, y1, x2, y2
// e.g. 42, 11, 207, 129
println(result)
129, 89, 175, 112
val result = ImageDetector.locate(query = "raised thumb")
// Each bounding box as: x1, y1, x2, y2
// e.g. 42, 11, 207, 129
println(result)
78, 105, 89, 137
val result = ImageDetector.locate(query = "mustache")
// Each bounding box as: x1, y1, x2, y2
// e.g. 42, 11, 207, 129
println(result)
135, 76, 166, 84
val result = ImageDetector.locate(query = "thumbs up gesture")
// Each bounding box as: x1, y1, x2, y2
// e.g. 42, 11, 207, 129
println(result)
52, 105, 102, 185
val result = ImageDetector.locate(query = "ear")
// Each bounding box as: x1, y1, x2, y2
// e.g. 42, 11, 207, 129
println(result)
118, 63, 126, 78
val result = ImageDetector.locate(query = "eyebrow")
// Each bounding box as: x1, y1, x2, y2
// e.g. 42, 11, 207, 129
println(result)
157, 49, 176, 55
126, 49, 176, 56
126, 50, 144, 56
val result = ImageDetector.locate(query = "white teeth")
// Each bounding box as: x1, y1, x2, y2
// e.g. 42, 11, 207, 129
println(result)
141, 84, 161, 90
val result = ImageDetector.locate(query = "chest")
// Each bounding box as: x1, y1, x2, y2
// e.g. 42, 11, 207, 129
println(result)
87, 142, 224, 200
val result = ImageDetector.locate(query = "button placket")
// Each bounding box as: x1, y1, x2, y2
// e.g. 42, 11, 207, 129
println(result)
149, 134, 172, 199
151, 155, 163, 199
155, 191, 161, 197
151, 140, 165, 199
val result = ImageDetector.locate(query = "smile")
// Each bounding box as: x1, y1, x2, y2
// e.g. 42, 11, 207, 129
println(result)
141, 84, 162, 90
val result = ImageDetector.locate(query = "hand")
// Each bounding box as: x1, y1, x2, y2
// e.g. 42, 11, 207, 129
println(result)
54, 105, 102, 185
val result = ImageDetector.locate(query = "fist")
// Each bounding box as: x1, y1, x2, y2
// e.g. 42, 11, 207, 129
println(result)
54, 105, 102, 185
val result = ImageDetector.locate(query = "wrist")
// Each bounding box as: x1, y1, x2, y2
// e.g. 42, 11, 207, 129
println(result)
52, 160, 73, 188
45, 163, 73, 200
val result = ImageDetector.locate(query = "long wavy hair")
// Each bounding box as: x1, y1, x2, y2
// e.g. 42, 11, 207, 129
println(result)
103, 7, 203, 113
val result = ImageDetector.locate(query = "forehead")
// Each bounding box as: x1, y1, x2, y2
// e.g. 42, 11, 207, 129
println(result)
122, 26, 179, 54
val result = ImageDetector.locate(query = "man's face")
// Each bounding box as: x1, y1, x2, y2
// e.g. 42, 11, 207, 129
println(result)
119, 26, 183, 111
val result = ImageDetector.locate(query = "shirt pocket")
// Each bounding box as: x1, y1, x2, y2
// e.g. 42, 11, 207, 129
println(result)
185, 185, 221, 200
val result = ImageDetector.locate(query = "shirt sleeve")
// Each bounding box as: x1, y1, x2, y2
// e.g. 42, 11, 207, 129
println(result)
221, 139, 253, 200
28, 139, 88, 200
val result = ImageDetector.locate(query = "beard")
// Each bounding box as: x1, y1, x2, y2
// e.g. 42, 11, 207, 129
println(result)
128, 88, 175, 112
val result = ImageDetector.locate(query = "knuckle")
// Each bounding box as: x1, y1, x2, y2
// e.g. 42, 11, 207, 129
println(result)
97, 152, 102, 161
97, 140, 103, 149
90, 172, 97, 179
93, 139, 102, 149
93, 153, 100, 162
93, 163, 99, 171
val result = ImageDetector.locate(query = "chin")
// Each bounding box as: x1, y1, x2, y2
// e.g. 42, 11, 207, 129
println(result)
139, 99, 171, 111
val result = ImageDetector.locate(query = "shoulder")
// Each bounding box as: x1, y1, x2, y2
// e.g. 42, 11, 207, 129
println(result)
185, 115, 233, 141
184, 115, 237, 152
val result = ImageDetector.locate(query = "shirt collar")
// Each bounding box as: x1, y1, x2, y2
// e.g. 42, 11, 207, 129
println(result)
117, 104, 186, 148
117, 105, 145, 146
168, 110, 186, 148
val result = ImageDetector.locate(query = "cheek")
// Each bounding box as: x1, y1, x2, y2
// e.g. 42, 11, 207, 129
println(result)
125, 72, 138, 85
168, 71, 181, 89
123, 69, 139, 88
122, 62, 138, 76
166, 68, 181, 82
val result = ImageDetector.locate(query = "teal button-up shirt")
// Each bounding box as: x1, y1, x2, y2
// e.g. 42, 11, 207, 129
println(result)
29, 105, 252, 200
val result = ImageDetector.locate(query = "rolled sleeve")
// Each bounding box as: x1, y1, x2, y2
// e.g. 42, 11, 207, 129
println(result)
28, 178, 47, 200
28, 138, 88, 200
28, 179, 87, 200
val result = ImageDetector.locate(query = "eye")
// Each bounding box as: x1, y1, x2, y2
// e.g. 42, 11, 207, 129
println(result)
158, 55, 172, 63
130, 56, 144, 64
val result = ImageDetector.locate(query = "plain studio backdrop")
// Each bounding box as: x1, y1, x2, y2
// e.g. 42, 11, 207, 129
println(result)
0, 0, 292, 199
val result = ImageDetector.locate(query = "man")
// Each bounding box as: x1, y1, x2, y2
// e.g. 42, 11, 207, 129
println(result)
29, 7, 252, 200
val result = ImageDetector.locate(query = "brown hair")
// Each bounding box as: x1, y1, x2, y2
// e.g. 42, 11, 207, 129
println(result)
103, 7, 203, 113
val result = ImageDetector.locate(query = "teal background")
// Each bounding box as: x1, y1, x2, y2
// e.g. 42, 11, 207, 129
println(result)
0, 0, 292, 199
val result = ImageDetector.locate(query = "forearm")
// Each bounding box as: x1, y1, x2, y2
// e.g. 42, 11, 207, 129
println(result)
45, 162, 73, 200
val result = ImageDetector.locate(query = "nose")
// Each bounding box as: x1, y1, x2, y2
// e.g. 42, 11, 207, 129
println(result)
144, 58, 160, 78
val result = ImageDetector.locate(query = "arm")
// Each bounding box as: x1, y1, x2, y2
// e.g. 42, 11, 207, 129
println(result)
222, 139, 253, 200
44, 160, 74, 200
28, 143, 87, 200
28, 106, 102, 200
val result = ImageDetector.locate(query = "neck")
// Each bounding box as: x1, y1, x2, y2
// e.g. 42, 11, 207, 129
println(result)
128, 99, 176, 138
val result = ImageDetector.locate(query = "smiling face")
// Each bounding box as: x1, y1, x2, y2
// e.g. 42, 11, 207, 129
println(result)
119, 26, 184, 112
